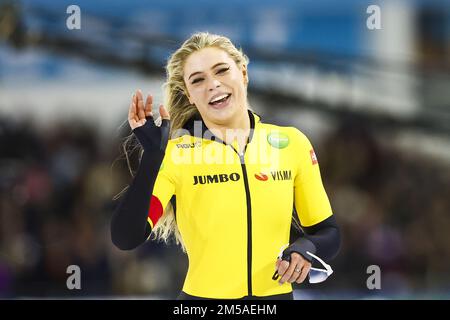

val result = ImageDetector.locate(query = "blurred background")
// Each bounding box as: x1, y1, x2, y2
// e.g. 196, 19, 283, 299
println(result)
0, 0, 449, 299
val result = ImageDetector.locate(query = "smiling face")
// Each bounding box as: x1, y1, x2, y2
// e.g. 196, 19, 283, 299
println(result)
183, 47, 248, 128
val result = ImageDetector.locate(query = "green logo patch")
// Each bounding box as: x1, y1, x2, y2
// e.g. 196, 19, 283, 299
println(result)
267, 132, 289, 149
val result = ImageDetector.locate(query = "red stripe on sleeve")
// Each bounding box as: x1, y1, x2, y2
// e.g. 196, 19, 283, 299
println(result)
148, 195, 164, 227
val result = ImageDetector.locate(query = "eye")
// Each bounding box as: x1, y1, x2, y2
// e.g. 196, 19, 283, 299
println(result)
191, 77, 204, 84
217, 67, 230, 74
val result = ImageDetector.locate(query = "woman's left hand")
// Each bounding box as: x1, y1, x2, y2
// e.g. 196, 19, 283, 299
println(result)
275, 252, 312, 284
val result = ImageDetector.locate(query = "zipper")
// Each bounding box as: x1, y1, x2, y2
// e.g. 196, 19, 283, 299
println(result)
238, 153, 253, 297
210, 130, 254, 296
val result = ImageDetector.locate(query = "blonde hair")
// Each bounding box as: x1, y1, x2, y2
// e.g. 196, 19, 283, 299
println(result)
116, 32, 249, 252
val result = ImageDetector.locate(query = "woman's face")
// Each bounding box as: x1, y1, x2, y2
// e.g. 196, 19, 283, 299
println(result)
183, 47, 248, 126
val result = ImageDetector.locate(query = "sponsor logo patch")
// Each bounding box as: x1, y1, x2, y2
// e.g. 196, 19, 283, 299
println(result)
254, 173, 269, 181
254, 170, 292, 181
176, 141, 202, 149
267, 132, 289, 149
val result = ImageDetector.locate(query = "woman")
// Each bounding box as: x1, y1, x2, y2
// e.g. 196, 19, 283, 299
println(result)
111, 32, 340, 300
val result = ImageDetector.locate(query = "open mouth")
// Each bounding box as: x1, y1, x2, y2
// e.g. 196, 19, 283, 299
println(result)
209, 93, 231, 106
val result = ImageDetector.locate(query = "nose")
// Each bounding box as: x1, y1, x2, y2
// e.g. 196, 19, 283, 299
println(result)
207, 78, 221, 91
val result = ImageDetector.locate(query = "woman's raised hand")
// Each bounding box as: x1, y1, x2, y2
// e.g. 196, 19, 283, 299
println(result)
128, 89, 170, 153
128, 89, 169, 130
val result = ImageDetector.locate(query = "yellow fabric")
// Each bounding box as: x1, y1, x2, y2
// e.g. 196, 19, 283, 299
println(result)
149, 112, 333, 299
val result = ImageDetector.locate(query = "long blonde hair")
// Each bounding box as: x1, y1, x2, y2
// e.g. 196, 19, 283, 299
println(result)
116, 32, 250, 252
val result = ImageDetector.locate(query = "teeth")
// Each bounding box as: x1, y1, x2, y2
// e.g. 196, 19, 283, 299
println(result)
210, 94, 229, 103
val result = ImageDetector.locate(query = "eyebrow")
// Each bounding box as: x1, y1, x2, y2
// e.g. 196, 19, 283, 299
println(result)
188, 62, 229, 80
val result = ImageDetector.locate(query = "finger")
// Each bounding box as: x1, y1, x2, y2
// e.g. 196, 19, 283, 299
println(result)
277, 259, 289, 275
128, 95, 136, 119
281, 257, 302, 284
135, 89, 142, 107
132, 94, 141, 122
288, 261, 304, 283
129, 118, 138, 130
285, 252, 302, 283
128, 100, 140, 124
145, 94, 153, 118
129, 118, 136, 129
274, 259, 281, 276
277, 260, 290, 284
136, 89, 146, 120
275, 258, 281, 269
296, 262, 311, 284
159, 104, 170, 120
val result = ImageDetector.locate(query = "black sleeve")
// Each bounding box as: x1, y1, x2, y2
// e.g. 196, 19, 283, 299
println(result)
110, 117, 170, 250
282, 214, 341, 263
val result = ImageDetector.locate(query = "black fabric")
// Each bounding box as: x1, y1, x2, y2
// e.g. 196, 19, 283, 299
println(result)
177, 291, 294, 300
282, 215, 340, 263
110, 117, 169, 250
133, 118, 170, 152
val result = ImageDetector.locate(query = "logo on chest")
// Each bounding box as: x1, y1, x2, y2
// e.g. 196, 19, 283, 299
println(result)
193, 173, 241, 185
176, 141, 202, 149
255, 170, 292, 182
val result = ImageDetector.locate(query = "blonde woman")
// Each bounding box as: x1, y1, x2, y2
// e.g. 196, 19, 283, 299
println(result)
111, 32, 340, 300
